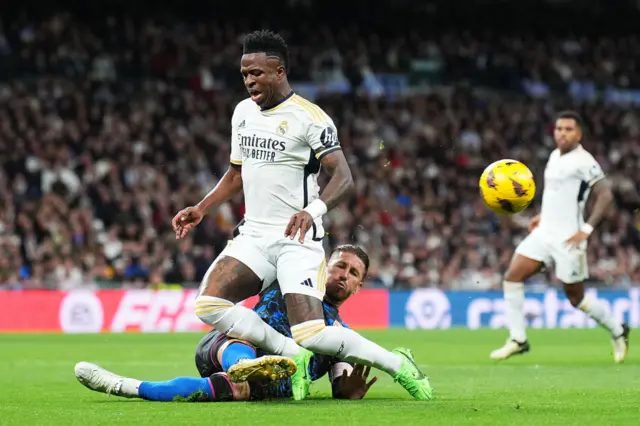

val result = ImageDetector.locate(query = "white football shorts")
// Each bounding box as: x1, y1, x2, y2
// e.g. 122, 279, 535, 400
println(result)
515, 228, 588, 284
215, 232, 327, 300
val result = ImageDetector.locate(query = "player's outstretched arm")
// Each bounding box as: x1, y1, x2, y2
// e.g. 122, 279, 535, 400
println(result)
172, 165, 243, 239
196, 165, 243, 214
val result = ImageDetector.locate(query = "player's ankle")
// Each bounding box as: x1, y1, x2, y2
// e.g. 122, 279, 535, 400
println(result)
120, 378, 142, 397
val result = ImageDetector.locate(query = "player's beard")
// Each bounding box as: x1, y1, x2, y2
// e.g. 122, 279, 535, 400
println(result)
326, 282, 350, 305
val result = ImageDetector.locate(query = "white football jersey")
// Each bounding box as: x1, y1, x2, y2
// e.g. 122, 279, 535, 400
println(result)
538, 145, 605, 240
229, 93, 341, 239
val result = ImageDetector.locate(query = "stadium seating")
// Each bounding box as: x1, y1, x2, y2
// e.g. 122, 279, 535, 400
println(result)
1, 2, 639, 290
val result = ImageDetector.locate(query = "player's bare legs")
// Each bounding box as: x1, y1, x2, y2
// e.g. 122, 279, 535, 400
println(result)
285, 293, 432, 401
199, 256, 263, 302
562, 281, 629, 363
490, 253, 542, 360
187, 30, 430, 400
194, 256, 303, 359
493, 253, 630, 362
172, 152, 303, 358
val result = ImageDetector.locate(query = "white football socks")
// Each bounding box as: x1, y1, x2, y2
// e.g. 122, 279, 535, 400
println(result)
195, 295, 302, 357
578, 295, 624, 337
195, 296, 404, 375
503, 281, 624, 340
503, 280, 527, 342
120, 378, 142, 397
292, 320, 402, 376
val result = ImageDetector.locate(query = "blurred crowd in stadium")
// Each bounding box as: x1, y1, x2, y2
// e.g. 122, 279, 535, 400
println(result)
1, 1, 640, 290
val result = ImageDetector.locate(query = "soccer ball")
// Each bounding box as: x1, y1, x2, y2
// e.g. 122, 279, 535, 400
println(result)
479, 159, 536, 214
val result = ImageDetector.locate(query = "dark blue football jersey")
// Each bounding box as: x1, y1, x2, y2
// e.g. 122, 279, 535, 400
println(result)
251, 283, 349, 398
194, 280, 350, 399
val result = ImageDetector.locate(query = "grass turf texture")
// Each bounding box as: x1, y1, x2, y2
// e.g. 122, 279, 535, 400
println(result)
0, 329, 638, 426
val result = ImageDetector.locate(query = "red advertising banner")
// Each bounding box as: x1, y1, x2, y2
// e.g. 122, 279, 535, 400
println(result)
0, 289, 389, 333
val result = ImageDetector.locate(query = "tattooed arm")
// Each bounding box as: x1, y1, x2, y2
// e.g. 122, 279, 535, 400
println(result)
318, 150, 355, 211
565, 176, 615, 249
585, 178, 615, 229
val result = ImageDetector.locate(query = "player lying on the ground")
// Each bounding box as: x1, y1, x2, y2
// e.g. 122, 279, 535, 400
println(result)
74, 361, 376, 402
74, 244, 427, 401
171, 29, 431, 401
491, 111, 630, 362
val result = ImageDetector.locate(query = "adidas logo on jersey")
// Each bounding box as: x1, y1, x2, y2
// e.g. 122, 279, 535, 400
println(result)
238, 120, 246, 128
300, 278, 313, 287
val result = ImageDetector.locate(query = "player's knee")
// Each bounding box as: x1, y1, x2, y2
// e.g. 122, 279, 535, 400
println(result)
291, 319, 326, 350
564, 285, 584, 308
505, 257, 538, 283
199, 268, 220, 297
504, 263, 526, 283
503, 269, 518, 283
566, 293, 583, 308
194, 295, 234, 325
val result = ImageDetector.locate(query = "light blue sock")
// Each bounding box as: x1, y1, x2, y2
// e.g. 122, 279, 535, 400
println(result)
138, 377, 214, 402
220, 342, 257, 371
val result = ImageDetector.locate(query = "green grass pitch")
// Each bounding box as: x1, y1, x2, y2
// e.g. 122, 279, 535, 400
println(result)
0, 329, 638, 426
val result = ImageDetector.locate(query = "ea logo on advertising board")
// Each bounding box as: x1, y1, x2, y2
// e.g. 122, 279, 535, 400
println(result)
405, 289, 451, 329
59, 291, 104, 333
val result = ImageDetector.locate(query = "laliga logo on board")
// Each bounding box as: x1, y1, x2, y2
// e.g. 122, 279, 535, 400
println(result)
405, 289, 451, 329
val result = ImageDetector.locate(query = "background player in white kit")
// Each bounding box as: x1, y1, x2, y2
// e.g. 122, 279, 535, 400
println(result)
171, 30, 432, 401
491, 111, 630, 363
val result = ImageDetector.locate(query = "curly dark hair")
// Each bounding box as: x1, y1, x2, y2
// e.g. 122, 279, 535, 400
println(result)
242, 30, 289, 71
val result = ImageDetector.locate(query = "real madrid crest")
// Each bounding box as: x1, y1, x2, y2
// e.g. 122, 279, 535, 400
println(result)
277, 120, 288, 135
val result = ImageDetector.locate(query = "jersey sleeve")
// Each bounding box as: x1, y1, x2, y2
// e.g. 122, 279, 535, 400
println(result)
581, 157, 606, 187
229, 105, 244, 167
305, 116, 342, 161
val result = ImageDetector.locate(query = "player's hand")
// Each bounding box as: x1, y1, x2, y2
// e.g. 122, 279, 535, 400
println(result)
172, 206, 205, 240
284, 211, 313, 244
528, 214, 541, 232
337, 365, 378, 400
565, 231, 590, 249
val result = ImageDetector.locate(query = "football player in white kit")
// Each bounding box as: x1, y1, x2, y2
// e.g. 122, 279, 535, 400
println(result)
171, 30, 432, 401
490, 111, 630, 363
